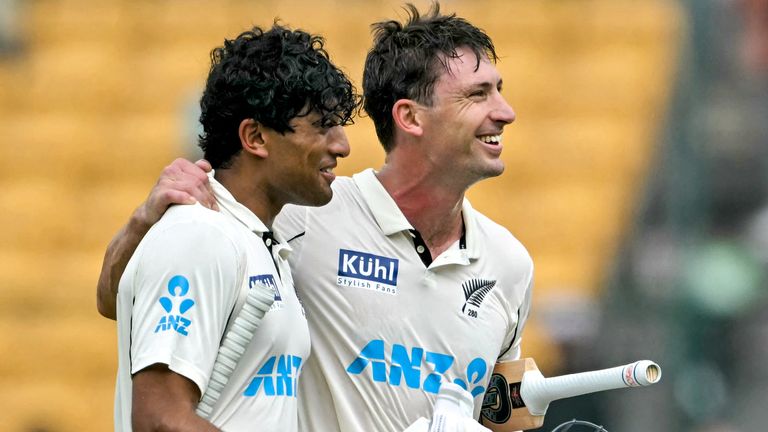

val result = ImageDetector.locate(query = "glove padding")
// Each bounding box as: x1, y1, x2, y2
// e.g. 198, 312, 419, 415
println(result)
429, 413, 492, 432
403, 416, 492, 432
403, 382, 491, 432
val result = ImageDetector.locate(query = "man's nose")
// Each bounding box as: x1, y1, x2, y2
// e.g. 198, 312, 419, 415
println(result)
492, 94, 516, 125
329, 126, 351, 158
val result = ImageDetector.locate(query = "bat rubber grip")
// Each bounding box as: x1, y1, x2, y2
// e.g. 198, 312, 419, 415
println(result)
196, 285, 275, 419
521, 360, 661, 416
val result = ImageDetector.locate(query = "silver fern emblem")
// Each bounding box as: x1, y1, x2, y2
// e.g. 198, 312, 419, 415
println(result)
462, 279, 497, 313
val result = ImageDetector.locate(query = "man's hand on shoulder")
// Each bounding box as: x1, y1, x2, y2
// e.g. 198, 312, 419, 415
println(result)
135, 158, 218, 228
96, 158, 218, 320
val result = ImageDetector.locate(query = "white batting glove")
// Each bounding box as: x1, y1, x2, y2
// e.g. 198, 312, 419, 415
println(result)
427, 414, 492, 432
403, 383, 491, 432
429, 383, 491, 432
403, 416, 492, 432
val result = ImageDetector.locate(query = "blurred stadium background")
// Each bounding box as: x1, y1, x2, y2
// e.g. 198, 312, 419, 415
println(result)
1, 0, 767, 430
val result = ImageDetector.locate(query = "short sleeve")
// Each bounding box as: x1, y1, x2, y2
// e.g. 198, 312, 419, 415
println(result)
127, 219, 243, 395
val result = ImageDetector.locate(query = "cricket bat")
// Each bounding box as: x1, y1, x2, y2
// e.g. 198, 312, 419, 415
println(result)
480, 358, 661, 431
195, 282, 275, 419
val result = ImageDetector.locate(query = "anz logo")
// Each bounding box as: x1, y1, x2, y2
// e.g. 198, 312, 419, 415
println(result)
154, 275, 195, 336
243, 354, 303, 398
346, 339, 488, 397
337, 249, 399, 295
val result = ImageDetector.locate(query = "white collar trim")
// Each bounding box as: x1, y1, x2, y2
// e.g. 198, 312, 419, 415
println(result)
209, 171, 291, 257
352, 168, 480, 260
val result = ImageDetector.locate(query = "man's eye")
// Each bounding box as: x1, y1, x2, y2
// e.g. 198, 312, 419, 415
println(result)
323, 115, 344, 128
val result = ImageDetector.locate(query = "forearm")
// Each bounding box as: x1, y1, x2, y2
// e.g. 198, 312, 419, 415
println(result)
133, 365, 221, 432
132, 409, 221, 432
96, 206, 154, 319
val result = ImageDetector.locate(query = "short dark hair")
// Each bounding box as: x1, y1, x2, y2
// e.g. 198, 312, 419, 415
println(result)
362, 2, 497, 152
199, 24, 360, 168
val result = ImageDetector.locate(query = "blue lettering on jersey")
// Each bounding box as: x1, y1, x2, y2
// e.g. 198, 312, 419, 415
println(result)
154, 275, 195, 336
250, 274, 281, 301
243, 355, 303, 397
337, 249, 399, 295
346, 339, 488, 397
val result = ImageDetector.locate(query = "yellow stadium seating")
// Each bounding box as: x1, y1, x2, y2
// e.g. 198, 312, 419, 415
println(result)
0, 1, 683, 429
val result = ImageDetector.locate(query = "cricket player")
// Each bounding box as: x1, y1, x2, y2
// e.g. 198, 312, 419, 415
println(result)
112, 25, 357, 431
98, 3, 531, 432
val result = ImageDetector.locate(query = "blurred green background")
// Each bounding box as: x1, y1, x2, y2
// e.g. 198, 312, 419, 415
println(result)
1, 0, 766, 430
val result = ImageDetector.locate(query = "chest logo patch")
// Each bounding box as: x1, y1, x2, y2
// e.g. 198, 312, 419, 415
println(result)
462, 278, 496, 318
337, 249, 399, 295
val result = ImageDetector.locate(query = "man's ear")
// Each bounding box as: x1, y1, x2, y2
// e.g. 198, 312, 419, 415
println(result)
239, 119, 269, 158
391, 99, 424, 138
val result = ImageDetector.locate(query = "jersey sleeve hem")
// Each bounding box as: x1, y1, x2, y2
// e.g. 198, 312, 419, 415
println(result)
131, 352, 210, 397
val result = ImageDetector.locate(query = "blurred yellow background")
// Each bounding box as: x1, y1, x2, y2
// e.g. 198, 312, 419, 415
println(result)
0, 0, 711, 430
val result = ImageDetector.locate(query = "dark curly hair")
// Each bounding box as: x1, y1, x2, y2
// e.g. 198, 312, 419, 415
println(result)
362, 2, 497, 152
199, 24, 360, 168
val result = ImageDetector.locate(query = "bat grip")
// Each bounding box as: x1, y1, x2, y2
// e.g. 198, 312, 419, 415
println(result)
521, 360, 661, 416
195, 284, 275, 419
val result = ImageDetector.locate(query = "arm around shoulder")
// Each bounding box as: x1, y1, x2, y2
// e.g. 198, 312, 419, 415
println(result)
96, 210, 156, 320
96, 158, 216, 319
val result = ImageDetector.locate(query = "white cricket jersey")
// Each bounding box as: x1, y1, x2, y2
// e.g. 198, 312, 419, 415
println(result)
274, 168, 533, 432
115, 174, 310, 431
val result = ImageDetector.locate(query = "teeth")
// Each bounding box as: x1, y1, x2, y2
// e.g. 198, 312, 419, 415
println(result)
479, 135, 501, 144
320, 167, 333, 174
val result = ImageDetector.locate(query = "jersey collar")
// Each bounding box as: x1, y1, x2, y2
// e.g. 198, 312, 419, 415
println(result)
209, 171, 292, 258
352, 168, 480, 261
352, 168, 414, 235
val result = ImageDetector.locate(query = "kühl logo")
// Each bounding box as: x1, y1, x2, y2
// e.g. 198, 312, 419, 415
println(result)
337, 249, 399, 295
154, 275, 195, 336
250, 274, 281, 301
243, 354, 303, 397
346, 339, 488, 397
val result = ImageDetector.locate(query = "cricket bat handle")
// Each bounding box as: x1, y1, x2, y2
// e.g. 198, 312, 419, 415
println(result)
196, 283, 275, 419
522, 360, 661, 415
480, 358, 661, 431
